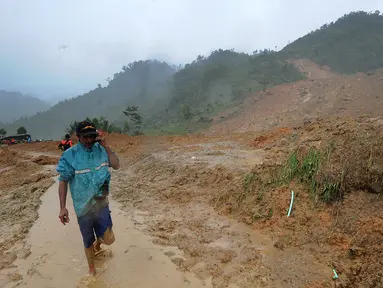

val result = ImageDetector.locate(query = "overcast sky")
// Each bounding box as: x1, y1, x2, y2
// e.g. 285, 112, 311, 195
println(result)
0, 0, 382, 101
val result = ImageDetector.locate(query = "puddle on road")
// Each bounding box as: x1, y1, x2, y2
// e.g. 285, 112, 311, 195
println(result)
12, 178, 210, 288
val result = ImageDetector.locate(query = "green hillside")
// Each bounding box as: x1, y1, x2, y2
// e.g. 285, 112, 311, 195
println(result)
282, 11, 383, 74
1, 50, 303, 139
5, 11, 383, 139
163, 49, 303, 125
0, 91, 50, 123
2, 60, 175, 139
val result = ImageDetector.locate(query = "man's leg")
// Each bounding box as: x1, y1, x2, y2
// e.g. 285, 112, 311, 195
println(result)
94, 205, 115, 249
77, 214, 97, 275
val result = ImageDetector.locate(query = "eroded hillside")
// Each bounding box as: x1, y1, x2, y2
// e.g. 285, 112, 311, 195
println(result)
209, 59, 383, 134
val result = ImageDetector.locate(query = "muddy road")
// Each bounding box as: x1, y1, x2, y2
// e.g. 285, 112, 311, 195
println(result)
3, 140, 330, 287
8, 179, 206, 288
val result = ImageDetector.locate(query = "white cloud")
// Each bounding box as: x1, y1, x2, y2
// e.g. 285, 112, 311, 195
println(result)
0, 0, 382, 98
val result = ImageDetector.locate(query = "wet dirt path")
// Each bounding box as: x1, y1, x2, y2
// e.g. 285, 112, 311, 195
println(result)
109, 150, 333, 287
2, 143, 335, 287
11, 178, 210, 288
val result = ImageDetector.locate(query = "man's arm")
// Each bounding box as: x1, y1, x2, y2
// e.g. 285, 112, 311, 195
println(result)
56, 154, 74, 225
58, 180, 69, 225
59, 180, 68, 209
104, 146, 120, 170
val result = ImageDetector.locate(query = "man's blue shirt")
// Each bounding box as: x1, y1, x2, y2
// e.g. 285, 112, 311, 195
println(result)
56, 142, 111, 217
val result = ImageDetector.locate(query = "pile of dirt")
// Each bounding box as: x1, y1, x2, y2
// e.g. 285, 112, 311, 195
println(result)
0, 149, 18, 168
250, 127, 291, 148
14, 142, 61, 154
32, 155, 59, 165
271, 116, 383, 196
209, 116, 383, 287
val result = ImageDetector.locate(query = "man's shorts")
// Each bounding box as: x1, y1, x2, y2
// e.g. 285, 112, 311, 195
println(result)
77, 205, 113, 248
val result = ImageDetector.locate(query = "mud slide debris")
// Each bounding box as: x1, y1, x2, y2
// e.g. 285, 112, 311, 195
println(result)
2, 115, 383, 287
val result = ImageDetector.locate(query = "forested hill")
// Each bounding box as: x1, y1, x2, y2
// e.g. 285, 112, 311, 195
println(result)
163, 49, 303, 123
282, 11, 383, 74
3, 10, 383, 139
1, 51, 303, 139
0, 90, 50, 123
2, 60, 176, 139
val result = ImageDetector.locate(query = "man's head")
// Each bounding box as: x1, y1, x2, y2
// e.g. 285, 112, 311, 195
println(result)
65, 134, 71, 140
76, 120, 99, 149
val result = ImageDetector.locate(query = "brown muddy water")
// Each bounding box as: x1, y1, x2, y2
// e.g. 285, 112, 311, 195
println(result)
8, 179, 210, 288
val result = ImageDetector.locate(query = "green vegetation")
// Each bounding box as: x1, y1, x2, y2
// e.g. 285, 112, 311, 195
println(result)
122, 106, 143, 135
4, 60, 174, 139
167, 49, 303, 121
283, 11, 383, 74
65, 105, 145, 137
0, 128, 6, 137
90, 116, 123, 134
243, 172, 257, 193
279, 151, 300, 183
278, 148, 342, 203
66, 116, 125, 135
280, 149, 321, 186
17, 126, 27, 135
1, 51, 304, 139
66, 122, 79, 135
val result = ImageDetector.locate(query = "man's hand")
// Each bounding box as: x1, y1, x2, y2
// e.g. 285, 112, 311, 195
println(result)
97, 130, 120, 170
96, 131, 108, 148
59, 208, 69, 225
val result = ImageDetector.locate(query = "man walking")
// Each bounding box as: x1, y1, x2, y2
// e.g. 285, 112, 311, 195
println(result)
56, 120, 120, 275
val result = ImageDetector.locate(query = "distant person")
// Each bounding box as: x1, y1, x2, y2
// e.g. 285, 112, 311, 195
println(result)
58, 134, 73, 151
56, 120, 120, 276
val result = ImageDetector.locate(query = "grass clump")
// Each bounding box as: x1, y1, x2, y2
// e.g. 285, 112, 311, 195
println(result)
279, 147, 342, 203
322, 179, 341, 202
279, 151, 299, 183
299, 148, 321, 184
243, 172, 257, 192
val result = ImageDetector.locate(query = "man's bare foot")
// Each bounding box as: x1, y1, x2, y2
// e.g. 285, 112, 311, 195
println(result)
89, 265, 96, 276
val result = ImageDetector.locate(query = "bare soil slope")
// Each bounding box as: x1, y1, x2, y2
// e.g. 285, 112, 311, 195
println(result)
209, 59, 383, 134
